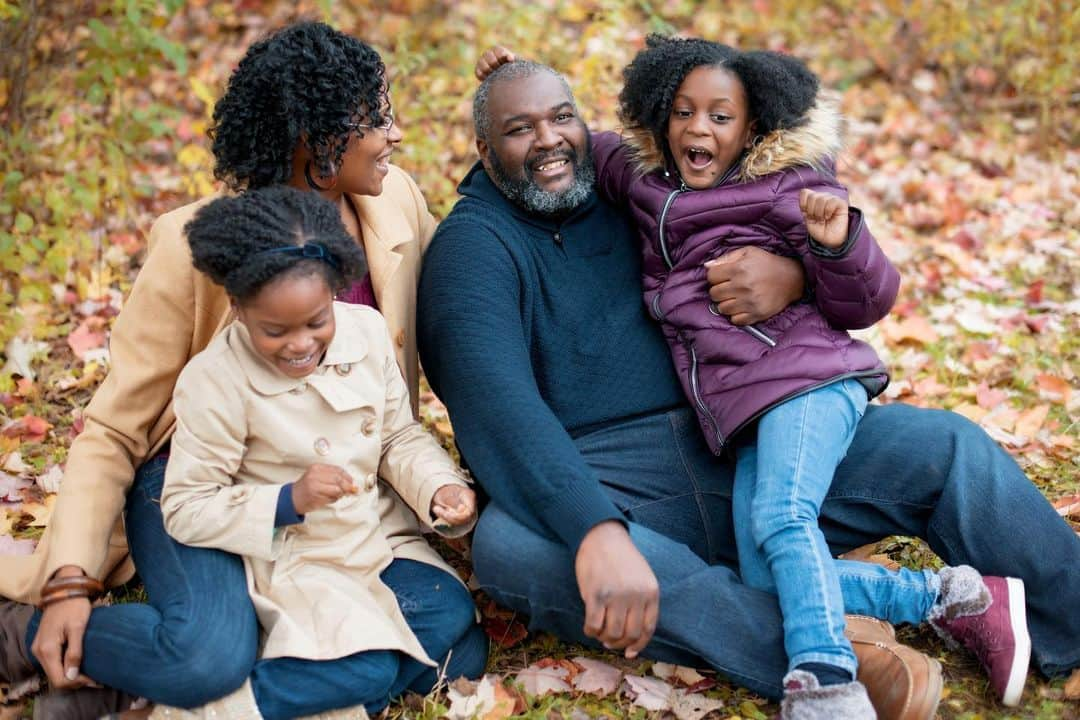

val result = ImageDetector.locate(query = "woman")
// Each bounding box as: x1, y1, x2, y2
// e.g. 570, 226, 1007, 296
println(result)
0, 22, 483, 719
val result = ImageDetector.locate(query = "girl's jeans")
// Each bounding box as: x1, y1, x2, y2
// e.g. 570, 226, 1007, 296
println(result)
27, 454, 487, 712
472, 402, 1080, 700
733, 379, 938, 676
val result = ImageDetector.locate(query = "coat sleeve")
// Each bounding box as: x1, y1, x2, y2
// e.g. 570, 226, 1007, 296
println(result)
591, 131, 638, 206
160, 355, 281, 561
371, 316, 473, 538
43, 209, 202, 582
418, 216, 625, 553
769, 168, 900, 329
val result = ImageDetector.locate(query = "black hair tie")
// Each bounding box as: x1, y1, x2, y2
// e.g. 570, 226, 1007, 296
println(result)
255, 242, 341, 270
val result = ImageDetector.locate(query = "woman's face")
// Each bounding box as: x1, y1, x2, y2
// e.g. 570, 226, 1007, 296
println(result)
666, 65, 754, 190
335, 97, 404, 197
236, 271, 336, 379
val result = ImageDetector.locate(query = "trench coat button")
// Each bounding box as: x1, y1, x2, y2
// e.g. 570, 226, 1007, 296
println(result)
335, 363, 352, 376
361, 418, 377, 436
313, 437, 331, 456
290, 381, 308, 394
395, 328, 406, 348
363, 473, 377, 491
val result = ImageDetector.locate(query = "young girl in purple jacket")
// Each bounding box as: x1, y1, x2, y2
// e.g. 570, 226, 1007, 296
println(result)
587, 35, 1031, 716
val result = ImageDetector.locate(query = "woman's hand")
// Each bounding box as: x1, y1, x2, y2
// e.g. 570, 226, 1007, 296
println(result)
31, 567, 99, 690
292, 464, 356, 515
799, 188, 849, 249
431, 484, 476, 526
475, 46, 516, 81
705, 246, 805, 325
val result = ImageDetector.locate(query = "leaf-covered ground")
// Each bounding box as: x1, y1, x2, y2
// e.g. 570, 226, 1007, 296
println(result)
1, 1, 1078, 718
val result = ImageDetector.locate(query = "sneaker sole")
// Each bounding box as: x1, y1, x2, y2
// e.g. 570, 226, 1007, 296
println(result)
1001, 577, 1032, 707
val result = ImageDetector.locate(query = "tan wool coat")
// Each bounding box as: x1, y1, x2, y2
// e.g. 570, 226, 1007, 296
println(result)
0, 166, 437, 604
161, 303, 471, 662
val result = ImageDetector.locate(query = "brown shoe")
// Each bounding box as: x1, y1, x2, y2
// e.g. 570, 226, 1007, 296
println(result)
0, 599, 41, 702
846, 615, 943, 720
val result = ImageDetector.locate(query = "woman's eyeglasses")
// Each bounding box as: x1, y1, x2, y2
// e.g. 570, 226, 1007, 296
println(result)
348, 108, 395, 135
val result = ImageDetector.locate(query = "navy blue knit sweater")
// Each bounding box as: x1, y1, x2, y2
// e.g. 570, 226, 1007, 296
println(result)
418, 164, 685, 552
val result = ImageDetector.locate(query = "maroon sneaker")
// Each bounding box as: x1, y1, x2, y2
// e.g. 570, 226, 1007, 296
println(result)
932, 576, 1030, 706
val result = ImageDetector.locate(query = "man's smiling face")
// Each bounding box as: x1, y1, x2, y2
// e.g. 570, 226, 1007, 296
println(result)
477, 69, 595, 217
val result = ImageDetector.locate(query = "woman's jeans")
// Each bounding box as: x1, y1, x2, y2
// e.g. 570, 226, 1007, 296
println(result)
27, 455, 487, 710
471, 402, 1080, 700
733, 379, 937, 676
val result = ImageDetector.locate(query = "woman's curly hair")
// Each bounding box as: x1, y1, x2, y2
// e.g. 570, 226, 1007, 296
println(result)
185, 186, 366, 303
618, 34, 819, 156
209, 21, 387, 191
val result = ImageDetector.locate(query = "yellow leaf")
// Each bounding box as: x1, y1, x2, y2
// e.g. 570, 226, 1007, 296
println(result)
189, 77, 217, 109
177, 143, 212, 169
951, 403, 987, 424
21, 494, 57, 527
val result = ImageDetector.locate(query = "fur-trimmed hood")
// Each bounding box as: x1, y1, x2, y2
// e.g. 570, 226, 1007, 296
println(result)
621, 91, 844, 182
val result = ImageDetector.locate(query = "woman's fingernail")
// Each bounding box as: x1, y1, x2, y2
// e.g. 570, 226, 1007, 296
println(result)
66, 666, 78, 681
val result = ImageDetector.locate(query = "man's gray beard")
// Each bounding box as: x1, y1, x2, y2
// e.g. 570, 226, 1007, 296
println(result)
488, 151, 596, 218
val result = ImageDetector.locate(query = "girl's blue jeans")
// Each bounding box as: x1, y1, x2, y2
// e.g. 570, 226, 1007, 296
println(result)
26, 454, 487, 715
733, 379, 938, 676
471, 402, 1080, 700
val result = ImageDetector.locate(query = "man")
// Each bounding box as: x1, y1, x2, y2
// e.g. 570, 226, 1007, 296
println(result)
417, 60, 1079, 717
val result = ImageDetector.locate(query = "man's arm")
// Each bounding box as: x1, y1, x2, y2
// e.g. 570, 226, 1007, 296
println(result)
418, 216, 658, 656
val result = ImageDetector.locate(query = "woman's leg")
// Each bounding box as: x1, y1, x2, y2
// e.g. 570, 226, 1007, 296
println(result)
26, 455, 258, 707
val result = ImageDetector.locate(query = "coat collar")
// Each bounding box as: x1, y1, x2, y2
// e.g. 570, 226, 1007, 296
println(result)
621, 91, 844, 183
230, 302, 370, 397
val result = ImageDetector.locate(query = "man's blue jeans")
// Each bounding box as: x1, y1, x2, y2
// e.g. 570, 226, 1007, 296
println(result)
734, 379, 937, 676
27, 454, 487, 710
471, 402, 1080, 700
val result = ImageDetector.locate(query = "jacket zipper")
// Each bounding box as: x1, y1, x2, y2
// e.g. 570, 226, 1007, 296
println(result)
657, 183, 686, 270
688, 345, 725, 450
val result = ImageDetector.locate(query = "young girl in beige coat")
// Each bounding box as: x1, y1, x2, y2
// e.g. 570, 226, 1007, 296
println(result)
151, 186, 484, 720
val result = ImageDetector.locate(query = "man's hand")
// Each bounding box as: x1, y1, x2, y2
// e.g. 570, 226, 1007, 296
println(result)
292, 464, 356, 515
475, 46, 516, 81
31, 567, 97, 690
705, 246, 804, 325
575, 521, 659, 659
799, 188, 849, 249
431, 484, 476, 526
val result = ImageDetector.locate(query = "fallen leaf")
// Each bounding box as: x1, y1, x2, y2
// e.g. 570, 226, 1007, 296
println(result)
651, 662, 707, 686
1, 452, 28, 474
671, 688, 725, 720
1053, 495, 1080, 519
0, 337, 49, 381
622, 675, 673, 711
1035, 374, 1071, 404
1013, 404, 1050, 441
0, 472, 32, 502
36, 464, 64, 494
67, 316, 109, 360
19, 494, 56, 527
975, 382, 1008, 410
515, 663, 572, 696
1064, 667, 1080, 700
881, 315, 939, 345
1, 415, 53, 443
570, 657, 622, 697
446, 674, 509, 720
0, 534, 35, 556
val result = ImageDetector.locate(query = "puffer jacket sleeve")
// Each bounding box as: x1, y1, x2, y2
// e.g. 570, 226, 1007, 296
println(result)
768, 167, 900, 329
591, 131, 638, 205
160, 352, 281, 561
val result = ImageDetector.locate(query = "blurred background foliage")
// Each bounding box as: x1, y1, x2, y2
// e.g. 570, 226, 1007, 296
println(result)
0, 0, 1076, 353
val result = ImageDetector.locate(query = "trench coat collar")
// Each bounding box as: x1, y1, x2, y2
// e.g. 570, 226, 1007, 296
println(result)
348, 192, 407, 310
230, 302, 370, 397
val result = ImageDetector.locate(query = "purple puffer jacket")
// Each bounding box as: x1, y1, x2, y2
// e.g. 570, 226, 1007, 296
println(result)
593, 98, 900, 455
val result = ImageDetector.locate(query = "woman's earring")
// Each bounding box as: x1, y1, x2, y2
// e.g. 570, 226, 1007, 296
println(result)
304, 160, 339, 191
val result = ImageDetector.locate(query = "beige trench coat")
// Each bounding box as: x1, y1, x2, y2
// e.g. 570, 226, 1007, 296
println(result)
0, 166, 437, 604
161, 303, 471, 662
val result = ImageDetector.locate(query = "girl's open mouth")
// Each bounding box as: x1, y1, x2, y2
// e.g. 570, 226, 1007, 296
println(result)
686, 147, 714, 168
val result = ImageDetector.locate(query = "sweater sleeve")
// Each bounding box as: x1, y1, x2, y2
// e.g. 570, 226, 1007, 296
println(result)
418, 217, 625, 553
591, 131, 638, 206
769, 168, 900, 329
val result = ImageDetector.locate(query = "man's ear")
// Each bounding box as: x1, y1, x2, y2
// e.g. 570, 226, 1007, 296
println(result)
476, 137, 488, 161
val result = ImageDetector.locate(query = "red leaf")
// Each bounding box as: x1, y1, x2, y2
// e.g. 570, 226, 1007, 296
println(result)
67, 317, 108, 360
1, 415, 52, 443
1025, 279, 1044, 306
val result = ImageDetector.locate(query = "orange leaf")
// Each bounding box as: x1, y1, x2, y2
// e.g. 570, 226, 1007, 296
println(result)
1053, 495, 1080, 519
1013, 404, 1050, 440
881, 315, 939, 345
1065, 667, 1080, 700
1, 415, 52, 443
1035, 374, 1071, 404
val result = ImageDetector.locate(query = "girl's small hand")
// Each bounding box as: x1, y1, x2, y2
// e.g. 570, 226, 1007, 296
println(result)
799, 188, 849, 249
475, 46, 516, 81
293, 463, 357, 515
431, 484, 476, 526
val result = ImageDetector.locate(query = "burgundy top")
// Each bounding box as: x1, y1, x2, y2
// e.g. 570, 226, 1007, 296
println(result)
337, 273, 378, 309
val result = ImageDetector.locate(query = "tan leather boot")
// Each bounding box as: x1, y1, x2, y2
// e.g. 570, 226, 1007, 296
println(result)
846, 615, 943, 720
147, 680, 263, 720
